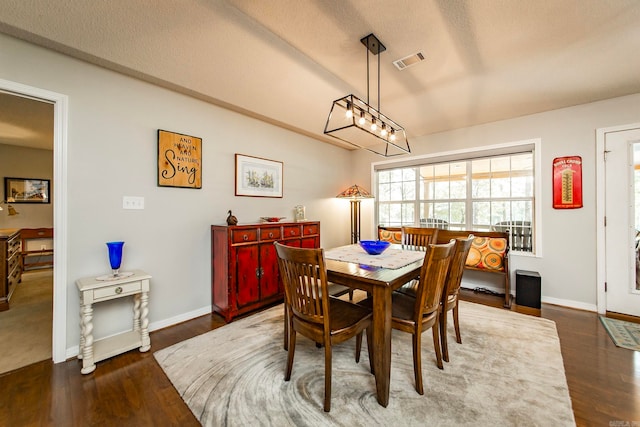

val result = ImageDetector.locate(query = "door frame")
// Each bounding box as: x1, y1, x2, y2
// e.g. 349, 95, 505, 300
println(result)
596, 122, 640, 315
0, 78, 68, 363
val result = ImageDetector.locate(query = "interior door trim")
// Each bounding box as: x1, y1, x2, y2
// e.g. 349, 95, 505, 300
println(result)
0, 78, 69, 363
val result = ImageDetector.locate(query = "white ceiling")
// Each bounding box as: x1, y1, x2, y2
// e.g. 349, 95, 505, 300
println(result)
1, 0, 639, 152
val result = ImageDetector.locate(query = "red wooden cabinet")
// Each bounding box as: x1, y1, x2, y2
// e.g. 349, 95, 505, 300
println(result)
211, 221, 320, 322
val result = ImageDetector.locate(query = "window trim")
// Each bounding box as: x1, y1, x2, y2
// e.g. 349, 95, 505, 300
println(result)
370, 138, 542, 257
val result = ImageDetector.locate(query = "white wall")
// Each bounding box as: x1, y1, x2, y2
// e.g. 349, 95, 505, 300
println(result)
0, 144, 53, 229
353, 92, 640, 311
0, 33, 354, 354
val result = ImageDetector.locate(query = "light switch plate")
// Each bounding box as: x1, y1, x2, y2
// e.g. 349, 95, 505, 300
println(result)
123, 196, 144, 210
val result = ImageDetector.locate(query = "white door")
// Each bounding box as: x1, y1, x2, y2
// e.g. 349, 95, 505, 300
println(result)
605, 127, 640, 316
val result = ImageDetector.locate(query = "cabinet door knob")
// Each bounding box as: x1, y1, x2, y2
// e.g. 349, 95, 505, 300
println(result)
269, 232, 273, 238
243, 234, 248, 241
115, 286, 123, 294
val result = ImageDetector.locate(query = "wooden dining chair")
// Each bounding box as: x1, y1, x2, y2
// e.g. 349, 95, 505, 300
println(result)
392, 226, 441, 296
439, 235, 474, 363
274, 242, 374, 412
357, 240, 455, 395
402, 226, 439, 251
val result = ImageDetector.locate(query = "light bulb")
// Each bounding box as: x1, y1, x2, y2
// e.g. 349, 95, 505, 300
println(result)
389, 129, 396, 141
358, 111, 366, 126
380, 123, 387, 137
371, 117, 377, 132
345, 101, 353, 118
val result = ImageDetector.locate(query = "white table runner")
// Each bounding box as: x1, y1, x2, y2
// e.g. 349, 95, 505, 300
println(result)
324, 244, 425, 269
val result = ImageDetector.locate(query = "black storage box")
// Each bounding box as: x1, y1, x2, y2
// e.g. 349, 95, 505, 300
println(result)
515, 270, 541, 309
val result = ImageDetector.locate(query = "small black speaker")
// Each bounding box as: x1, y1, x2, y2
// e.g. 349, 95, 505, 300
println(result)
516, 270, 541, 309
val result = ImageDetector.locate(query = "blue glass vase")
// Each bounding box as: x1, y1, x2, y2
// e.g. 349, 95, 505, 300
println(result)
106, 241, 125, 277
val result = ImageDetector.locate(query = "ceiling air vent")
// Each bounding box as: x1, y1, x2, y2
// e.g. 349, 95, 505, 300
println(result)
393, 52, 425, 70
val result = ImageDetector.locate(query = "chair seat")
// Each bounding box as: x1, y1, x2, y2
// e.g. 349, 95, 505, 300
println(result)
358, 293, 435, 324
328, 298, 372, 336
327, 283, 353, 298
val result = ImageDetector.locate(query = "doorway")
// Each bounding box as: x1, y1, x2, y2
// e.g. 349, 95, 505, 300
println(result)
0, 78, 68, 364
597, 124, 640, 316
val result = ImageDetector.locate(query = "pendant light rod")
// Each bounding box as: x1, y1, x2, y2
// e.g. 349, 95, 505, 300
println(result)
361, 33, 385, 113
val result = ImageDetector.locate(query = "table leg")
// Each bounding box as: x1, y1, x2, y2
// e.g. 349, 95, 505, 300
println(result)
78, 306, 84, 360
139, 291, 151, 352
133, 293, 141, 331
372, 285, 392, 407
80, 303, 96, 374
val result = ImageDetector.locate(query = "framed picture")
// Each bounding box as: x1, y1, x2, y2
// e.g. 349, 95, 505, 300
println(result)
4, 177, 50, 203
235, 154, 283, 198
157, 129, 202, 189
552, 156, 583, 209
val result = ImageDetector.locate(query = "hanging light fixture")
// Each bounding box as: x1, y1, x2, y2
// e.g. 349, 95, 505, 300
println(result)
324, 33, 410, 157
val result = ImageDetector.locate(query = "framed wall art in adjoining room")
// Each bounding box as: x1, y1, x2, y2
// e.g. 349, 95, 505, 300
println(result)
4, 177, 50, 203
235, 154, 283, 198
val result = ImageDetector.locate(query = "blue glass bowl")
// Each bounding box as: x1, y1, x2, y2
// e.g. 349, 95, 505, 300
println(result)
359, 240, 391, 255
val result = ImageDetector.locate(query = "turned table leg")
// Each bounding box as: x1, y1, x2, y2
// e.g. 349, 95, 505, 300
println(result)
139, 291, 150, 352
80, 302, 96, 374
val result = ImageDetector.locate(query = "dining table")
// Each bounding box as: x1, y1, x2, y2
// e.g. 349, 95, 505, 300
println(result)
324, 244, 425, 408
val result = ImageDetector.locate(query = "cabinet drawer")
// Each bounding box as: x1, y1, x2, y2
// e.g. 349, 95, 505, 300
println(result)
303, 224, 318, 236
231, 229, 258, 244
7, 251, 20, 273
260, 227, 281, 241
8, 265, 21, 289
93, 280, 142, 302
282, 226, 301, 238
7, 235, 20, 258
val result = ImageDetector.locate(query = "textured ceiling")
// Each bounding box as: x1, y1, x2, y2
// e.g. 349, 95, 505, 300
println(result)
1, 0, 639, 152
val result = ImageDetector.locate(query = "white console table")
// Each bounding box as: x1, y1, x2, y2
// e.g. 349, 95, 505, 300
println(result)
76, 269, 151, 374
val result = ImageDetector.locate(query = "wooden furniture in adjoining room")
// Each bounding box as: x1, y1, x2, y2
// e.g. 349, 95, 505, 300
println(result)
20, 227, 54, 271
274, 242, 373, 412
75, 270, 152, 374
436, 230, 512, 308
357, 241, 455, 394
325, 250, 423, 407
211, 221, 320, 322
0, 228, 22, 311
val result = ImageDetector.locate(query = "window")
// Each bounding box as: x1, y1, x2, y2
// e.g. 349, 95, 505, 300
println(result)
376, 148, 536, 253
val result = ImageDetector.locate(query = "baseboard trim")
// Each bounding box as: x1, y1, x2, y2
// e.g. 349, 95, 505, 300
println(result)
460, 285, 597, 313
65, 305, 213, 360
541, 296, 596, 312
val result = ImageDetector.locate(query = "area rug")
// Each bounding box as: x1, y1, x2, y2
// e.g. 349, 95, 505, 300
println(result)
599, 316, 640, 351
154, 301, 575, 426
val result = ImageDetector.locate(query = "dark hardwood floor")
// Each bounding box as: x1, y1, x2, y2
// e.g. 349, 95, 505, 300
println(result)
0, 291, 637, 426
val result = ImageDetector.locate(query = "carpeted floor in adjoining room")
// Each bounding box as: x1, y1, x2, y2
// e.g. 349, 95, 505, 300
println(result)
155, 296, 575, 427
0, 269, 53, 374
